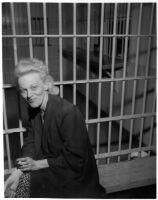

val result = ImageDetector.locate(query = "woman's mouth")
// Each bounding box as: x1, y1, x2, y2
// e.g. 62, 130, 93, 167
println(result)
28, 99, 35, 104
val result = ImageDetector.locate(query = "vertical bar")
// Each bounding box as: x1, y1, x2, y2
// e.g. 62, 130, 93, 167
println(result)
111, 4, 117, 78
139, 3, 154, 151
107, 3, 117, 164
85, 3, 90, 130
118, 3, 130, 162
27, 2, 33, 58
10, 3, 18, 64
118, 5, 122, 35
17, 95, 24, 148
123, 3, 130, 77
107, 18, 110, 55
121, 5, 126, 58
145, 4, 155, 76
3, 90, 12, 171
73, 3, 76, 105
96, 3, 104, 164
59, 3, 63, 97
148, 88, 156, 155
10, 3, 24, 147
109, 4, 112, 56
43, 3, 48, 67
128, 3, 142, 160
147, 4, 156, 156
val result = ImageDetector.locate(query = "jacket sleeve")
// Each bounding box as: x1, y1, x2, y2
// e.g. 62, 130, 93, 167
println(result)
47, 106, 89, 172
21, 120, 36, 159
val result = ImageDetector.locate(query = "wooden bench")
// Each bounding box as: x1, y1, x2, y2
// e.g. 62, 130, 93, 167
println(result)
98, 156, 156, 193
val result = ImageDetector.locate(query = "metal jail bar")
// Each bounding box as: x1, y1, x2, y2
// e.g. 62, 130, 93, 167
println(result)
59, 3, 63, 98
118, 3, 131, 162
3, 34, 155, 38
43, 3, 48, 67
148, 87, 156, 156
27, 3, 33, 58
73, 3, 77, 105
139, 3, 155, 155
107, 3, 118, 164
3, 90, 12, 171
10, 3, 24, 147
3, 75, 156, 88
3, 3, 156, 176
85, 3, 91, 130
3, 112, 156, 134
128, 3, 143, 160
96, 3, 104, 164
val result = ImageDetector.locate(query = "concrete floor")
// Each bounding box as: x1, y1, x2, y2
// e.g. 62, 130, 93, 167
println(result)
107, 184, 156, 199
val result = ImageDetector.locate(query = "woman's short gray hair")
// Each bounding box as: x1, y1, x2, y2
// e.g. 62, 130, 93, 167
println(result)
14, 58, 59, 95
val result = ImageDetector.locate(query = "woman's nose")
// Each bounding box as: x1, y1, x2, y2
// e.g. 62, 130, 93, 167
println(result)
27, 90, 32, 98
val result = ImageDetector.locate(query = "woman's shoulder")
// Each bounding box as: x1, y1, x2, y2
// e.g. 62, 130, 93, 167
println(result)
49, 94, 84, 126
49, 94, 76, 114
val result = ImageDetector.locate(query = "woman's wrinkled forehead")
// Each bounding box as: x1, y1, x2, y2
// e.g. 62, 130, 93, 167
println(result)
17, 68, 46, 82
18, 72, 44, 88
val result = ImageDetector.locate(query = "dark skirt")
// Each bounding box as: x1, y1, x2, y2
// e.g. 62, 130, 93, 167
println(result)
30, 168, 106, 198
14, 168, 106, 198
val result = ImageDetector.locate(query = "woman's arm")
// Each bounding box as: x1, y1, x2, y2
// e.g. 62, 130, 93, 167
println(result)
46, 106, 88, 172
21, 120, 36, 159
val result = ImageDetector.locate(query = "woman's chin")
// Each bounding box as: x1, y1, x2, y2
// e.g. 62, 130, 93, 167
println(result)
29, 102, 40, 108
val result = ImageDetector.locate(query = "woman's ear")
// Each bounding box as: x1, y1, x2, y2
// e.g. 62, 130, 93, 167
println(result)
52, 86, 59, 95
43, 80, 49, 91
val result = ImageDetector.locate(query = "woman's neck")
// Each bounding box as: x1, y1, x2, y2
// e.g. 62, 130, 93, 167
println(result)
40, 92, 48, 111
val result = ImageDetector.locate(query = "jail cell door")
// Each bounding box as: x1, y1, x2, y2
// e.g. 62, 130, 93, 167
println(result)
3, 3, 156, 192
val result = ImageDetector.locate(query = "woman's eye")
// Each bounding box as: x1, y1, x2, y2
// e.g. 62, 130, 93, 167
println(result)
20, 88, 24, 93
31, 85, 38, 90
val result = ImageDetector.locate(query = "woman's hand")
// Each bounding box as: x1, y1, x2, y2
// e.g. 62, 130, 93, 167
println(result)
16, 157, 38, 172
4, 169, 23, 197
16, 157, 49, 171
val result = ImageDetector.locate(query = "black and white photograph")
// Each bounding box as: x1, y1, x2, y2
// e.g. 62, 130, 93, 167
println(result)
2, 1, 157, 198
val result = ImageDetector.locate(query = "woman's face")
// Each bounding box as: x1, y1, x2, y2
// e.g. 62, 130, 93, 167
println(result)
18, 72, 48, 108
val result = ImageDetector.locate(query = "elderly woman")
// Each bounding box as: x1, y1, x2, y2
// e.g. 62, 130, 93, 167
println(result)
4, 58, 105, 198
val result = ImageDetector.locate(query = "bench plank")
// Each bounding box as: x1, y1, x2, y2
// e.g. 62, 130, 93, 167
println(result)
98, 156, 156, 193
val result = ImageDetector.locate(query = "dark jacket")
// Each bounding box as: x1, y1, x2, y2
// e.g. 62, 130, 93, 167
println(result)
22, 94, 105, 198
